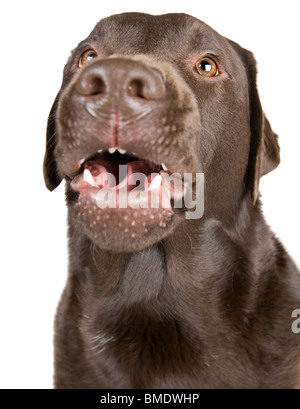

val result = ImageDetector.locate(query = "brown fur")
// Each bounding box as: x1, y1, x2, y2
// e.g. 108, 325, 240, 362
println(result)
44, 12, 300, 388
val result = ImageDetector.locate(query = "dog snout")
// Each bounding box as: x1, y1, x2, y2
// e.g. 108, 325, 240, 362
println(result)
75, 58, 166, 119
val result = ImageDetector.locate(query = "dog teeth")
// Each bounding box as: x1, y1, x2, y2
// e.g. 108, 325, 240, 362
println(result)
79, 158, 85, 165
161, 162, 168, 171
148, 174, 162, 191
108, 147, 127, 154
97, 149, 103, 153
83, 169, 98, 187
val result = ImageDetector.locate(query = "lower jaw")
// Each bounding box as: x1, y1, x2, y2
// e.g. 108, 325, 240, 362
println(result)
68, 189, 183, 251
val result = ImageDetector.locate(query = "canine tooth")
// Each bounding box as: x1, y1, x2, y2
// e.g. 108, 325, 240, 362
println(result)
97, 149, 103, 153
108, 147, 117, 154
83, 169, 98, 187
79, 158, 85, 165
148, 174, 162, 191
117, 148, 126, 154
161, 162, 168, 171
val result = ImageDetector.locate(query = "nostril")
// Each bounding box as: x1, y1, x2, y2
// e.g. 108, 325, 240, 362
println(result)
76, 75, 106, 96
127, 79, 145, 98
89, 77, 106, 95
126, 68, 166, 100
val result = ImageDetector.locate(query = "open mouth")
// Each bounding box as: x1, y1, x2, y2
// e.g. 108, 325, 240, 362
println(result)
68, 147, 186, 211
66, 146, 190, 248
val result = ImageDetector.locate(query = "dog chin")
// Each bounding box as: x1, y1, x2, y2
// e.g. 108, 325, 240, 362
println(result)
68, 191, 186, 251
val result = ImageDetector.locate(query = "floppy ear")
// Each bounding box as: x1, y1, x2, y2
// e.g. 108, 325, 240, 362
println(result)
43, 93, 62, 191
229, 41, 280, 204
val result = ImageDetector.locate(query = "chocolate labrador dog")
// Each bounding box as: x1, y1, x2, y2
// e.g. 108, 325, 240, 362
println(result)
44, 12, 300, 388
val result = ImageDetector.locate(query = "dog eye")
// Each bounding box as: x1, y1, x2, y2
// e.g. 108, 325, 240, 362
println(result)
195, 57, 219, 77
78, 49, 98, 67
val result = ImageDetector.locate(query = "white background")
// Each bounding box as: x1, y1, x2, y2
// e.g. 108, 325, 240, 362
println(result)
0, 0, 299, 389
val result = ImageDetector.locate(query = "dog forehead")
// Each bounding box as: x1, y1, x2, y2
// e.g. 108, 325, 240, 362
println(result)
82, 12, 230, 55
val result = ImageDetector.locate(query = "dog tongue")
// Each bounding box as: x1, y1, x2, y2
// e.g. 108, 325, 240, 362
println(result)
84, 159, 156, 190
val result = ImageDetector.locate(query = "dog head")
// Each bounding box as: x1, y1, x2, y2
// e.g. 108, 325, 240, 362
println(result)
44, 13, 280, 251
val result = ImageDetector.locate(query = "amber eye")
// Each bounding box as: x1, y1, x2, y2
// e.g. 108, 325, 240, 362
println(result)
78, 49, 98, 67
195, 57, 219, 77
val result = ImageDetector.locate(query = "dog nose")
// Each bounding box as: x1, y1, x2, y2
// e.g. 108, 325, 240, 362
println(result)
75, 58, 166, 118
